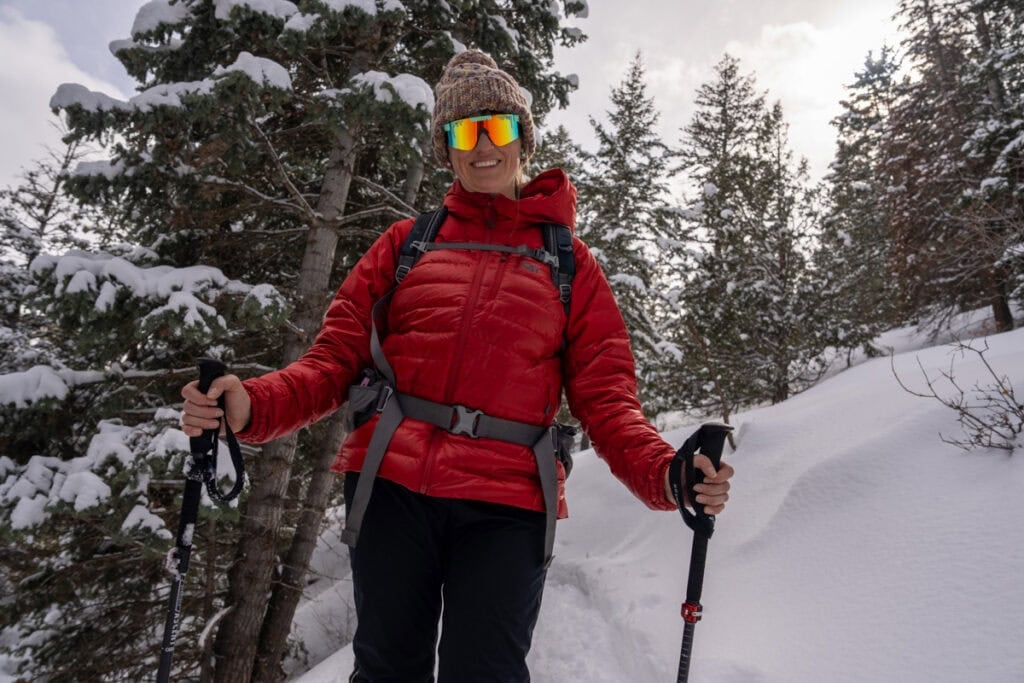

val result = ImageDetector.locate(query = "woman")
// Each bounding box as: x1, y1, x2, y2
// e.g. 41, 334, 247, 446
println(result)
181, 50, 734, 682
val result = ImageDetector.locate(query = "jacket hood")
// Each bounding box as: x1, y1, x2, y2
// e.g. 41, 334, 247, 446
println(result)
444, 168, 577, 230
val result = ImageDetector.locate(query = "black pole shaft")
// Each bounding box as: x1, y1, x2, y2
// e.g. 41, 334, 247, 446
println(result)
157, 478, 202, 683
678, 621, 696, 683
678, 533, 710, 683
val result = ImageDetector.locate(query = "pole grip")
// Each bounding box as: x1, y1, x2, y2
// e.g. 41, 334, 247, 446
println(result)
190, 358, 226, 456
670, 423, 733, 534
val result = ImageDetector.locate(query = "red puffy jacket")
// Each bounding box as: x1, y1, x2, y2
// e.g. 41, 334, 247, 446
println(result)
238, 168, 676, 516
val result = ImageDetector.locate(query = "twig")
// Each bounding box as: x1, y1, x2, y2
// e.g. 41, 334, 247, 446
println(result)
353, 175, 419, 217
250, 115, 318, 223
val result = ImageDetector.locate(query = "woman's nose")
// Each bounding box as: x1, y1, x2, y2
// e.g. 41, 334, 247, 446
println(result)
475, 130, 495, 150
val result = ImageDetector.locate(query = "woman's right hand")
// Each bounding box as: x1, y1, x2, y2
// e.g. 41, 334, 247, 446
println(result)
180, 374, 252, 437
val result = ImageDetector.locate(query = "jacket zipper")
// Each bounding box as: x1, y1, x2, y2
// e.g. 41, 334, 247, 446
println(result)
422, 201, 497, 493
443, 248, 491, 401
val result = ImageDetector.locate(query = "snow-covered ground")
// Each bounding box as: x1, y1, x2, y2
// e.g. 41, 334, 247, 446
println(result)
288, 322, 1024, 682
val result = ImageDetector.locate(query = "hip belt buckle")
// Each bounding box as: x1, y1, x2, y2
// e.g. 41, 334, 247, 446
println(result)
450, 405, 483, 438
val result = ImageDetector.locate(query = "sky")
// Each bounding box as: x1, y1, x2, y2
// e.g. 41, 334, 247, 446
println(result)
0, 0, 902, 193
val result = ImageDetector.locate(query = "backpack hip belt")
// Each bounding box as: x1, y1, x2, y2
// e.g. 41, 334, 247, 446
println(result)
341, 373, 561, 567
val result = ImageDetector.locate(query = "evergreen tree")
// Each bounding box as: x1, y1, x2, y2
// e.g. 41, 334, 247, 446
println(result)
576, 52, 680, 413
883, 0, 1021, 331
671, 56, 826, 416
2, 1, 587, 681
531, 124, 586, 183
744, 102, 826, 403
669, 55, 765, 420
815, 47, 902, 360
959, 0, 1024, 317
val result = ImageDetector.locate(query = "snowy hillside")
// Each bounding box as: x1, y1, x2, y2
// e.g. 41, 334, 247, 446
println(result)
287, 323, 1024, 682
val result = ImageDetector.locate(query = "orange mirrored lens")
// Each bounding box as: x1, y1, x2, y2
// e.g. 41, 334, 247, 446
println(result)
445, 114, 520, 150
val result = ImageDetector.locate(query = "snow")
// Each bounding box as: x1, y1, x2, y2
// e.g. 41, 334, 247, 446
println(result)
56, 471, 111, 512
213, 0, 299, 21
214, 51, 292, 91
286, 322, 1024, 683
49, 83, 129, 113
350, 71, 434, 111
282, 12, 318, 32
319, 0, 405, 15
9, 495, 47, 530
122, 501, 173, 540
0, 366, 69, 407
28, 249, 283, 331
72, 159, 130, 179
131, 0, 191, 37
52, 53, 291, 116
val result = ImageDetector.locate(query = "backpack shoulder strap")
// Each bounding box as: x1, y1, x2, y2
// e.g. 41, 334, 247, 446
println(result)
396, 206, 447, 284
542, 223, 574, 317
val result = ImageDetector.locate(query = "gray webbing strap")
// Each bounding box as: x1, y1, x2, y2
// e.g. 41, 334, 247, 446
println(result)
369, 293, 397, 385
397, 392, 546, 445
413, 241, 558, 267
340, 390, 403, 547
533, 426, 559, 567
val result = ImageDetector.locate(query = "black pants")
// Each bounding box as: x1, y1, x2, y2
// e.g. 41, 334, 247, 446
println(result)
344, 473, 548, 683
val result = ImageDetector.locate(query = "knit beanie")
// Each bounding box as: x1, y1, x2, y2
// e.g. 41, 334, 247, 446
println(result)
431, 50, 535, 166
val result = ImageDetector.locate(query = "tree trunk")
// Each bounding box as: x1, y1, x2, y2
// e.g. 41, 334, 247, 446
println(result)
253, 410, 348, 682
988, 268, 1015, 333
213, 127, 357, 683
401, 138, 429, 208
200, 516, 218, 683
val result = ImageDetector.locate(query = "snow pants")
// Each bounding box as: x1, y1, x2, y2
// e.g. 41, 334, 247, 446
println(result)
344, 472, 549, 683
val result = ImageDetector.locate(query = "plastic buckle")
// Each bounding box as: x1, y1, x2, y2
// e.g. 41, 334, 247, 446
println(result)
450, 405, 483, 438
375, 385, 394, 412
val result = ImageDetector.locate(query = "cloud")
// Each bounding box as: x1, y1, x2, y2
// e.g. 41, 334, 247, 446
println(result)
723, 14, 900, 179
0, 7, 125, 190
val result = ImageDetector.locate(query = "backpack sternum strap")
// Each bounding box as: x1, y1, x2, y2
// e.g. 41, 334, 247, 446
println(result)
414, 241, 558, 267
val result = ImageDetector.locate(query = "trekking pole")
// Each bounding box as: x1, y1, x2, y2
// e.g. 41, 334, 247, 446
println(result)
668, 422, 733, 683
157, 358, 246, 683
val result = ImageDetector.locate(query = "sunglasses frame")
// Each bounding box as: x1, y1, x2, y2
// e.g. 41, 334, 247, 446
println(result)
443, 114, 521, 151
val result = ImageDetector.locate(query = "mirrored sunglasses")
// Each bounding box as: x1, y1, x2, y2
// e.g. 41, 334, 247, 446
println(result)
444, 114, 520, 151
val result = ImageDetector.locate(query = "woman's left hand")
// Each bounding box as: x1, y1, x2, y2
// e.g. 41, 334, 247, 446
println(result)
664, 455, 734, 515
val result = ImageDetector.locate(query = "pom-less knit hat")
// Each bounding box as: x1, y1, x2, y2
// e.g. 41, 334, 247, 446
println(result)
431, 49, 535, 166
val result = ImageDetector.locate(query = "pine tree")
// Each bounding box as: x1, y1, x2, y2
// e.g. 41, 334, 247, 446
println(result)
815, 47, 902, 360
576, 52, 680, 413
669, 55, 766, 420
744, 102, 826, 403
671, 56, 825, 416
959, 0, 1024, 319
0, 133, 286, 683
884, 0, 1020, 332
531, 124, 586, 183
